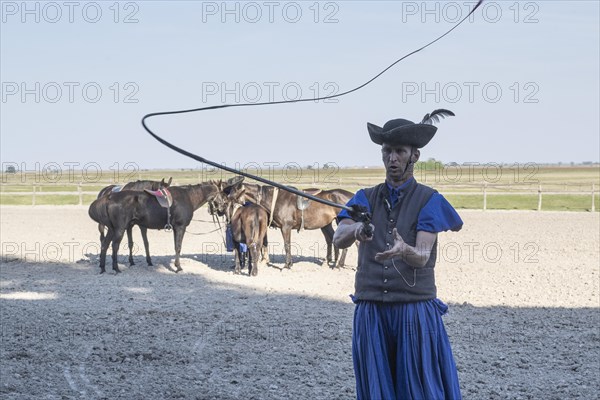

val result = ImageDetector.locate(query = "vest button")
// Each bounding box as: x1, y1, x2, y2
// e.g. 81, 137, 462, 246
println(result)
388, 230, 392, 234
383, 290, 388, 294
384, 279, 388, 283
390, 219, 394, 222
384, 266, 389, 269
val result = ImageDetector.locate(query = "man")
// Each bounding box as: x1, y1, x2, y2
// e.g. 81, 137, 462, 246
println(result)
333, 110, 463, 400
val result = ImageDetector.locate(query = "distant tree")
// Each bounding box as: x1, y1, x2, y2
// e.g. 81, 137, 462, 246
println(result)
5, 165, 16, 174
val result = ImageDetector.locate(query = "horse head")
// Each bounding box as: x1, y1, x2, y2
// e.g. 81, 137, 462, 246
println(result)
209, 178, 247, 221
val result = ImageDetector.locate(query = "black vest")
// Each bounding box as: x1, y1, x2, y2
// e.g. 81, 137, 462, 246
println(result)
354, 180, 438, 303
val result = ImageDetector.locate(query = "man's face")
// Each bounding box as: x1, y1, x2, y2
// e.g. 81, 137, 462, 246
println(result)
381, 143, 415, 180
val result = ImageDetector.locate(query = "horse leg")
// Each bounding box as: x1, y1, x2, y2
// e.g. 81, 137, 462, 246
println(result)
99, 229, 114, 274
250, 243, 259, 276
111, 229, 125, 274
127, 225, 135, 266
338, 248, 347, 269
261, 235, 270, 264
321, 224, 335, 267
240, 245, 247, 270
140, 226, 152, 266
98, 223, 105, 244
234, 246, 242, 275
281, 225, 293, 269
173, 227, 185, 273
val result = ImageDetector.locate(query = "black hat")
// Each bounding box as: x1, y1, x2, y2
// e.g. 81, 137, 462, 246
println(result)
367, 109, 455, 148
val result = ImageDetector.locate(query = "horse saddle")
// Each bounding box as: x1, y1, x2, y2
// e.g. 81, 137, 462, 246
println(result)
297, 189, 322, 210
144, 188, 173, 209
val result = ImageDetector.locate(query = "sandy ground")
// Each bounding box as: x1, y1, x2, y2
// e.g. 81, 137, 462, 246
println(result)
0, 206, 598, 399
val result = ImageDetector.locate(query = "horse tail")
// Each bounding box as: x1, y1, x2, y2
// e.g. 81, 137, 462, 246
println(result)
246, 214, 258, 246
242, 209, 261, 247
88, 196, 111, 226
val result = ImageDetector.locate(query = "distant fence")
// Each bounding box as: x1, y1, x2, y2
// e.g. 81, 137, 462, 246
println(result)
1, 186, 97, 206
0, 182, 597, 211
442, 183, 597, 212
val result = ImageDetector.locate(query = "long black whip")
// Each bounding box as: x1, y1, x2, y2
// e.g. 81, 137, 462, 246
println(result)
141, 0, 484, 219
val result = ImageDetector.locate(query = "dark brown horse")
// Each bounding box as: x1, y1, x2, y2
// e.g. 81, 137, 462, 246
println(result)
92, 178, 172, 267
230, 203, 269, 276
91, 181, 227, 274
210, 185, 270, 275
221, 181, 354, 269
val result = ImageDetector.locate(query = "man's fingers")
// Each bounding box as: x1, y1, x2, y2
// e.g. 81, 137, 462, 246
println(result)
375, 250, 393, 261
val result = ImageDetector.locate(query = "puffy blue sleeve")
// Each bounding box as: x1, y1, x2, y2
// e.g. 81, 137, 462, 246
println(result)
337, 189, 369, 221
417, 193, 463, 233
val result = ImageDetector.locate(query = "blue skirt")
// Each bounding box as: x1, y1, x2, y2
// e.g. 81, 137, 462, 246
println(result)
352, 299, 461, 400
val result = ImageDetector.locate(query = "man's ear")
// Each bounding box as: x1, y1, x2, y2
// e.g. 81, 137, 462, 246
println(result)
411, 148, 420, 163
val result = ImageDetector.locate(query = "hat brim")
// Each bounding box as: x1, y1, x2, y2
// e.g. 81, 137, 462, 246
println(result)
368, 123, 437, 148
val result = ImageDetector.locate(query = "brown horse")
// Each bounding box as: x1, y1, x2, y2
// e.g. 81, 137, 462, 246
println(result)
230, 203, 269, 276
221, 180, 354, 269
92, 178, 172, 267
91, 181, 227, 274
310, 188, 355, 268
210, 185, 270, 275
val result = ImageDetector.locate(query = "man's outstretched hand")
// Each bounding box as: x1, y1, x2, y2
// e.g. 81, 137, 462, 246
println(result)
374, 228, 407, 262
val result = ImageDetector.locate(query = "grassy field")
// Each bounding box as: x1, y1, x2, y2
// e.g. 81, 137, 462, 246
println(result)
1, 164, 598, 211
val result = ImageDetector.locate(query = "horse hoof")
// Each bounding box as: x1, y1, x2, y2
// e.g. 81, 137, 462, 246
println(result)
147, 262, 153, 267
175, 268, 182, 273
99, 269, 105, 274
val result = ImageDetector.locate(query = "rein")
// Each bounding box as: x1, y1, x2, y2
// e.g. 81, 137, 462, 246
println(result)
141, 1, 484, 232
185, 226, 223, 236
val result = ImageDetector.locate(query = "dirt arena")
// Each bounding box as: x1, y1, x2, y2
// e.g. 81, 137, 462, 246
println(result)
1, 206, 598, 399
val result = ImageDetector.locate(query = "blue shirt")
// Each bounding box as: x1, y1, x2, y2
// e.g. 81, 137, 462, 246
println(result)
338, 179, 463, 233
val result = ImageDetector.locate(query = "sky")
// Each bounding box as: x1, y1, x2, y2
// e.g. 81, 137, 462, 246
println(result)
1, 0, 599, 173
